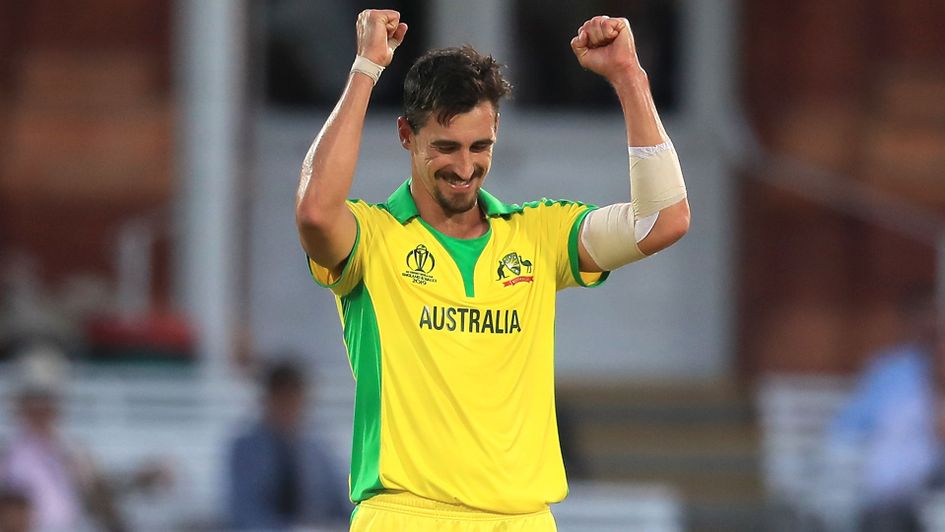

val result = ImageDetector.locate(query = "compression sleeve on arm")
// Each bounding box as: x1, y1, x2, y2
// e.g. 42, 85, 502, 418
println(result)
580, 141, 687, 270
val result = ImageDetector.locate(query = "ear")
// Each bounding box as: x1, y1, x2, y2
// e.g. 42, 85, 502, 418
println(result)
397, 116, 413, 150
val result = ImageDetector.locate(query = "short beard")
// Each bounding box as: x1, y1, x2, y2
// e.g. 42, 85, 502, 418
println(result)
434, 187, 479, 215
433, 166, 485, 215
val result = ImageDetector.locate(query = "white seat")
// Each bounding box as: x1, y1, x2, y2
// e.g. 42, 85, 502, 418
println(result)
553, 481, 683, 532
756, 373, 861, 531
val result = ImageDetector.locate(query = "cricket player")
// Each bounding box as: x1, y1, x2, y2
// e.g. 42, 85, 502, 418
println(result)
296, 9, 690, 531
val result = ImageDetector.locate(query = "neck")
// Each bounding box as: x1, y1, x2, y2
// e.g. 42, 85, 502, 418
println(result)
22, 423, 55, 441
410, 182, 489, 239
265, 415, 297, 436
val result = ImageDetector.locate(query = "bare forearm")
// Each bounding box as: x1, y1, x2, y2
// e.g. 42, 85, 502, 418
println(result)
611, 69, 667, 147
571, 16, 689, 272
294, 72, 374, 268
297, 73, 374, 220
296, 9, 407, 269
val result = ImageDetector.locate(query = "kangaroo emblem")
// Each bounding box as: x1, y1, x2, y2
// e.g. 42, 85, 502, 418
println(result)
496, 252, 533, 280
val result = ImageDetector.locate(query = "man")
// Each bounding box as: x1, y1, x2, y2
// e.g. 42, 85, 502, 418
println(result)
829, 288, 944, 531
0, 486, 31, 532
227, 360, 350, 529
0, 345, 170, 532
296, 10, 689, 531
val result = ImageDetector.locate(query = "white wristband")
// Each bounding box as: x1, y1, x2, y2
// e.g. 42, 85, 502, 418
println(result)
351, 56, 385, 85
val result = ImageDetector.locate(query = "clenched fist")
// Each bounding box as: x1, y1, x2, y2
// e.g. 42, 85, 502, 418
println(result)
356, 9, 408, 66
570, 16, 643, 82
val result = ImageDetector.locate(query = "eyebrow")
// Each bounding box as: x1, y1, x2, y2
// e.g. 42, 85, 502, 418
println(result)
430, 139, 495, 148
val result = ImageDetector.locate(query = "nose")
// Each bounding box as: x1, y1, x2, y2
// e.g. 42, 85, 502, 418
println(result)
456, 150, 475, 180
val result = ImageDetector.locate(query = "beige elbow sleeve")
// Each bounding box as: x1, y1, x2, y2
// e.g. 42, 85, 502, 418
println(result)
581, 203, 647, 269
580, 142, 687, 270
630, 142, 688, 218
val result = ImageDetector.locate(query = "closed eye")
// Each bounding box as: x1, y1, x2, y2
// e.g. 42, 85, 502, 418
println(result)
429, 140, 494, 154
431, 142, 460, 154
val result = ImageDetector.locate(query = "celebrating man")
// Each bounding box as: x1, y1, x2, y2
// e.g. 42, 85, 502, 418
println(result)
296, 9, 689, 531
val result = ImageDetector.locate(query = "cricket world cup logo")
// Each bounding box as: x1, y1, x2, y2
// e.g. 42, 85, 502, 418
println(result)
403, 244, 437, 285
406, 244, 435, 273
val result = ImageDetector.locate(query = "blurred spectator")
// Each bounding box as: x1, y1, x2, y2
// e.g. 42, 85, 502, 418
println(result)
0, 344, 172, 532
0, 486, 31, 532
227, 359, 350, 530
828, 287, 943, 532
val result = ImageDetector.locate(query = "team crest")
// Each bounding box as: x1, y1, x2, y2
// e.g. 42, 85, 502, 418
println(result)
403, 244, 437, 285
496, 252, 534, 287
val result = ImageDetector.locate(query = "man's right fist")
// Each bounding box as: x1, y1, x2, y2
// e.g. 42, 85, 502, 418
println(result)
356, 9, 408, 67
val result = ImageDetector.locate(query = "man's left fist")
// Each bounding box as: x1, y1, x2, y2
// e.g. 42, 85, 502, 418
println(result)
570, 16, 642, 82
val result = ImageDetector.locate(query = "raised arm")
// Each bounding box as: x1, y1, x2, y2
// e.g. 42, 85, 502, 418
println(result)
570, 16, 690, 272
295, 10, 407, 271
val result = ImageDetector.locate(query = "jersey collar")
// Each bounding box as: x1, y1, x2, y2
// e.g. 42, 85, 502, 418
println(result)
384, 179, 523, 224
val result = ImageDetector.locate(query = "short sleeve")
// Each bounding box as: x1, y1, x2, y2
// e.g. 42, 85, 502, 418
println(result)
539, 200, 610, 290
306, 200, 376, 297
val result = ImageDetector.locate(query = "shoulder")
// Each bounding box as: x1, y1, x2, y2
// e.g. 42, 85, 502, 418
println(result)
0, 436, 9, 467
346, 199, 401, 228
231, 422, 270, 448
517, 198, 590, 212
299, 436, 332, 461
299, 436, 342, 473
526, 198, 590, 208
0, 435, 23, 462
522, 199, 595, 223
863, 344, 927, 379
514, 200, 596, 242
346, 198, 387, 216
495, 199, 592, 224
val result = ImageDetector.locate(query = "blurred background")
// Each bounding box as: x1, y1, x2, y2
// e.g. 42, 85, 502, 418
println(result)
0, 0, 944, 530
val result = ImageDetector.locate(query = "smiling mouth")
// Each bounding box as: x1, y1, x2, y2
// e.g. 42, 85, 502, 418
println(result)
446, 177, 473, 190
438, 173, 476, 190
437, 165, 485, 192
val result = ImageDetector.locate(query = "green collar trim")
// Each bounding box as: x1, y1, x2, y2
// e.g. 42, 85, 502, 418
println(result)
383, 179, 523, 224
382, 180, 419, 223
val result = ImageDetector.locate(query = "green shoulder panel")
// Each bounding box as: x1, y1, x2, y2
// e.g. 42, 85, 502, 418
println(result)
568, 207, 609, 287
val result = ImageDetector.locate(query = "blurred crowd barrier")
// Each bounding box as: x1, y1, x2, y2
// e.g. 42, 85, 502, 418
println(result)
0, 356, 688, 530
759, 373, 945, 532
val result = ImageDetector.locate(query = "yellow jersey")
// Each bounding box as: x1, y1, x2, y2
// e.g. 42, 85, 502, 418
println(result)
308, 179, 607, 514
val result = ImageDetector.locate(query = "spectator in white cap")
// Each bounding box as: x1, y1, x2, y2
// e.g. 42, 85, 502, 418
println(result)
0, 343, 170, 532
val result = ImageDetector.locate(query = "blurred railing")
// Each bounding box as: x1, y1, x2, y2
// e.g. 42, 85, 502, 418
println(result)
554, 481, 682, 532
755, 374, 858, 531
0, 365, 349, 529
0, 364, 684, 531
757, 372, 945, 532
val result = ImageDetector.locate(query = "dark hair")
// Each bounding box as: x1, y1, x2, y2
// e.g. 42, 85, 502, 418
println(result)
403, 45, 512, 132
898, 284, 936, 320
264, 360, 305, 395
0, 485, 30, 508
